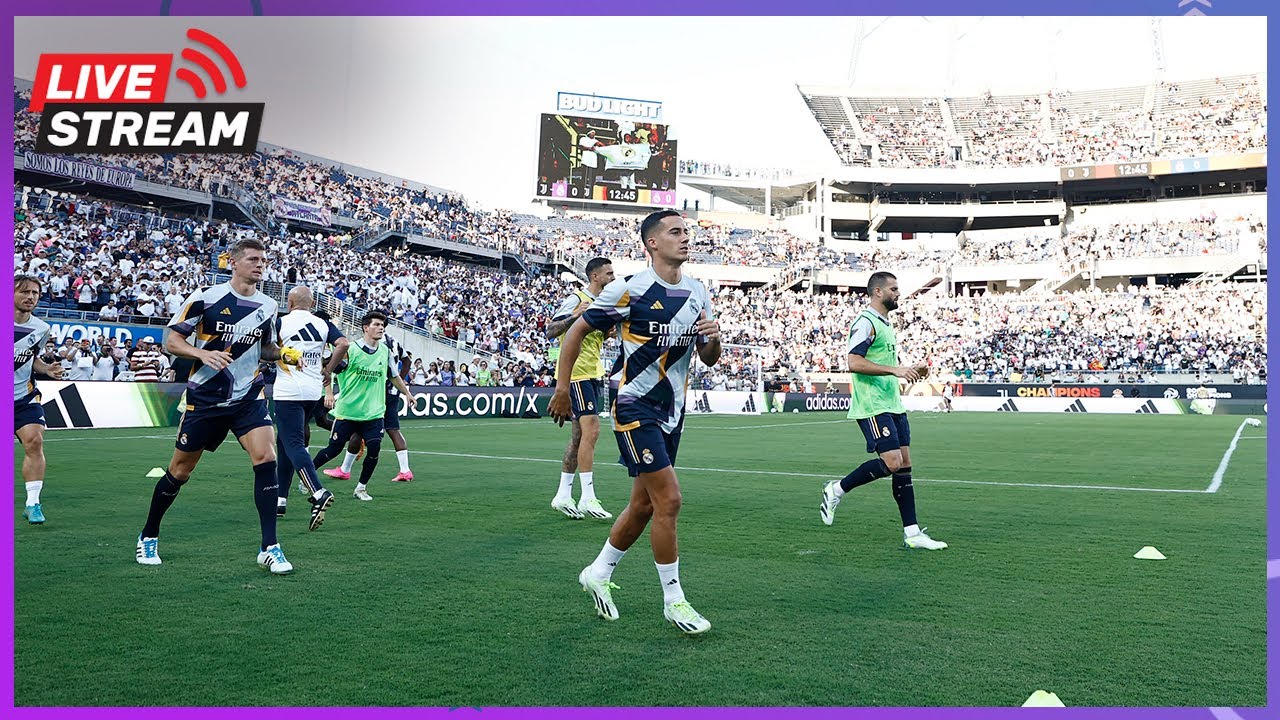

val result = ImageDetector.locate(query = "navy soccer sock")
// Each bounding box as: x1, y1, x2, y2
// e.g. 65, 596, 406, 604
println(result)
141, 471, 186, 538
253, 461, 279, 549
839, 458, 890, 493
357, 439, 381, 485
892, 467, 917, 527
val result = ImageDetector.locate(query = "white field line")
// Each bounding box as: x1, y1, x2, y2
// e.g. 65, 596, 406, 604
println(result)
695, 419, 849, 430
1205, 419, 1251, 493
29, 418, 1254, 495
39, 433, 173, 442
407, 449, 1208, 494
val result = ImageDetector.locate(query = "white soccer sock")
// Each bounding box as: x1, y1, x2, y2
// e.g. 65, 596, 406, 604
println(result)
25, 481, 43, 505
590, 540, 626, 581
340, 452, 358, 473
355, 482, 368, 493
312, 489, 327, 501
578, 471, 596, 502
396, 450, 410, 473
556, 472, 574, 499
277, 497, 287, 507
903, 524, 921, 537
656, 559, 685, 605
832, 482, 847, 499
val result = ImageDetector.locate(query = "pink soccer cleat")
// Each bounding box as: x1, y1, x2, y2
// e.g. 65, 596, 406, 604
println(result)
323, 468, 351, 480
392, 470, 414, 483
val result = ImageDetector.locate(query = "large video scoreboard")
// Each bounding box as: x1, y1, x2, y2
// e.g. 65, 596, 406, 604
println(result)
534, 112, 677, 207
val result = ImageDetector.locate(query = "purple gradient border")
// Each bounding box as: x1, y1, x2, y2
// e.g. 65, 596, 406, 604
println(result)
4, 1, 1274, 718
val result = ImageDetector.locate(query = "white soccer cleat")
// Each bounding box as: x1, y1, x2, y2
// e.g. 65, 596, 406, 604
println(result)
257, 544, 294, 574
353, 488, 374, 502
552, 496, 583, 519
578, 567, 620, 620
664, 601, 711, 635
135, 535, 161, 566
903, 528, 948, 550
577, 498, 613, 520
819, 481, 842, 526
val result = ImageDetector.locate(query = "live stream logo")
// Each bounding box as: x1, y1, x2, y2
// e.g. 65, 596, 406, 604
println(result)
29, 55, 174, 110
28, 30, 263, 154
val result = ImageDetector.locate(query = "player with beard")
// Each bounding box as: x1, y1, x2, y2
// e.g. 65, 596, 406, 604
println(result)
819, 271, 948, 550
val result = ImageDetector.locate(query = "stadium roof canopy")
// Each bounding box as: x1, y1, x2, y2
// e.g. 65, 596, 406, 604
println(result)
678, 175, 817, 213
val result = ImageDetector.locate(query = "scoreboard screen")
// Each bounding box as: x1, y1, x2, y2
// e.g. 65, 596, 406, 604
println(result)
535, 113, 677, 207
1059, 152, 1266, 182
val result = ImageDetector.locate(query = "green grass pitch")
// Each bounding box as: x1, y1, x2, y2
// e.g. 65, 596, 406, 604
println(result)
13, 412, 1266, 707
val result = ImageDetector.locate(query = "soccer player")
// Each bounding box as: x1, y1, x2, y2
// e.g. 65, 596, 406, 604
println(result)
14, 274, 63, 524
135, 238, 304, 573
550, 210, 721, 635
544, 256, 616, 520
322, 331, 413, 482
941, 381, 954, 413
312, 311, 413, 501
819, 271, 947, 550
273, 285, 348, 529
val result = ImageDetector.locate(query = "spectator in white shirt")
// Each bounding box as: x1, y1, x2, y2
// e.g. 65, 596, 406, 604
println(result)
91, 345, 118, 381
68, 339, 96, 380
164, 287, 185, 316
136, 287, 158, 318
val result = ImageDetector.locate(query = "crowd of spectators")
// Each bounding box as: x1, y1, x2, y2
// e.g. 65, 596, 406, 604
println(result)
14, 74, 1268, 393
15, 181, 1267, 390
954, 94, 1055, 168
712, 282, 1267, 384
678, 160, 795, 181
1154, 76, 1268, 158
804, 74, 1266, 169
858, 100, 958, 168
14, 187, 222, 322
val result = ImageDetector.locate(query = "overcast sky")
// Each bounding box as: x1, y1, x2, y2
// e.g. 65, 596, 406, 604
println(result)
13, 16, 1268, 210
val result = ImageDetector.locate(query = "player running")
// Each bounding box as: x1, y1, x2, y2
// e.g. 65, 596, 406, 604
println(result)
819, 270, 948, 550
551, 210, 722, 635
544, 256, 615, 520
312, 311, 413, 501
273, 285, 348, 529
14, 274, 64, 524
135, 238, 305, 573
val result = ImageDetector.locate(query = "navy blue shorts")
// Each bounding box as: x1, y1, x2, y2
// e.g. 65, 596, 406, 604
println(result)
176, 398, 274, 453
274, 399, 324, 452
330, 417, 385, 447
383, 393, 402, 431
13, 399, 46, 433
569, 379, 602, 420
615, 422, 682, 478
856, 412, 911, 454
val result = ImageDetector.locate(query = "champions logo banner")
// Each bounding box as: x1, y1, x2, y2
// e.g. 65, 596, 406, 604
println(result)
272, 196, 333, 227
29, 28, 263, 153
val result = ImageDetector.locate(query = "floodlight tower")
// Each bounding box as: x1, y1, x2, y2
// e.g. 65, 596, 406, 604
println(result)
1151, 17, 1166, 85
847, 17, 891, 88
